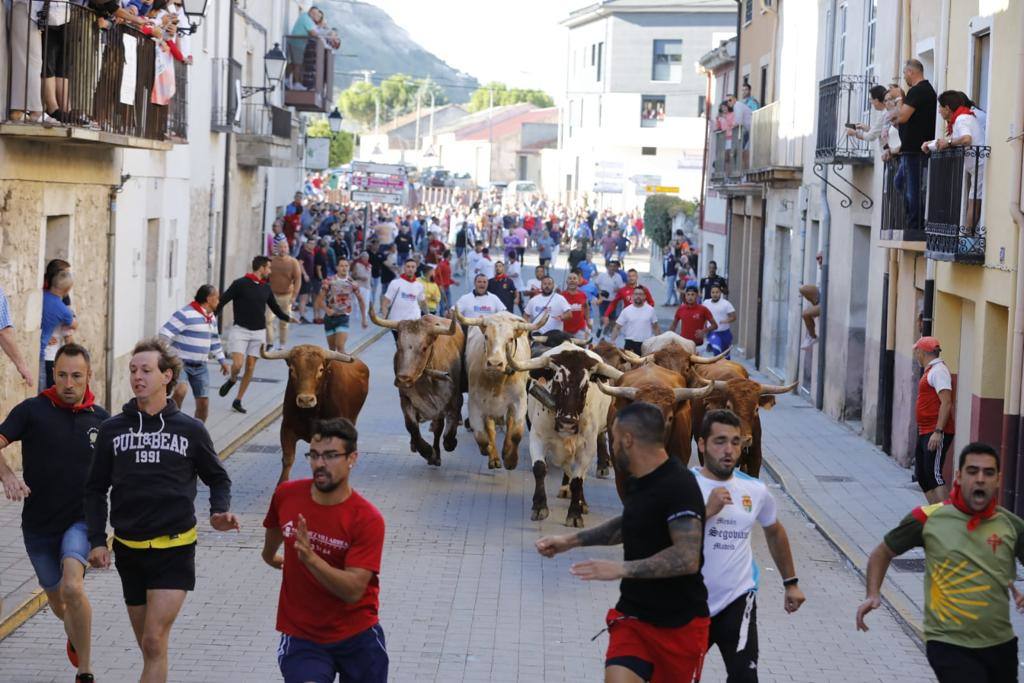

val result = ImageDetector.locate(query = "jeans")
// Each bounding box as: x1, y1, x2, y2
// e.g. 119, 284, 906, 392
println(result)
898, 154, 926, 232
664, 275, 678, 305
23, 521, 90, 590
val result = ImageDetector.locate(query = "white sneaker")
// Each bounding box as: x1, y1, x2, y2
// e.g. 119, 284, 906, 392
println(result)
800, 334, 817, 350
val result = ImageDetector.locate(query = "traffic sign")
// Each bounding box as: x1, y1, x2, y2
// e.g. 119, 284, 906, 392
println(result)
645, 185, 680, 194
352, 190, 403, 205
352, 160, 406, 176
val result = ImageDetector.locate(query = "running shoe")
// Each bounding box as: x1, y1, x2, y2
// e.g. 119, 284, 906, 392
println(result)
75, 675, 94, 683
232, 399, 247, 414
67, 638, 78, 667
800, 334, 817, 350
218, 378, 236, 397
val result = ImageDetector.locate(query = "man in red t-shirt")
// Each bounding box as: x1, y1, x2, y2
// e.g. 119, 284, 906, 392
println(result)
561, 272, 592, 339
601, 268, 655, 324
671, 286, 717, 344
912, 336, 955, 503
262, 418, 388, 683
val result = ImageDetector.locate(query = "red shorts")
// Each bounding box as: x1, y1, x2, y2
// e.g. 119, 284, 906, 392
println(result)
604, 608, 709, 683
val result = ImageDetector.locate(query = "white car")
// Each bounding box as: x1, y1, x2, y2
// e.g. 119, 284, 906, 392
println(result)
502, 180, 538, 207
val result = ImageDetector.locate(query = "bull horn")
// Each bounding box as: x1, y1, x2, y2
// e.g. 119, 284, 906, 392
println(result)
570, 337, 590, 346
594, 362, 624, 381
531, 335, 548, 344
323, 349, 354, 363
616, 348, 651, 365
369, 308, 399, 330
712, 380, 730, 392
454, 307, 484, 327
759, 380, 798, 395
672, 383, 715, 403
433, 317, 457, 336
519, 310, 549, 332
508, 351, 551, 372
690, 348, 731, 364
259, 344, 290, 360
596, 382, 640, 400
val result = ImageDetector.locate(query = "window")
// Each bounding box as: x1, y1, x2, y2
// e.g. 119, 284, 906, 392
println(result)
652, 40, 683, 82
596, 42, 603, 82
864, 0, 877, 86
744, 0, 753, 23
641, 147, 657, 156
641, 96, 666, 127
591, 44, 596, 66
759, 65, 768, 105
972, 31, 990, 111
835, 3, 847, 75
697, 95, 706, 117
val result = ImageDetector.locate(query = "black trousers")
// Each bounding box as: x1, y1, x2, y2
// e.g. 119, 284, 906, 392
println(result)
707, 592, 758, 683
926, 638, 1018, 683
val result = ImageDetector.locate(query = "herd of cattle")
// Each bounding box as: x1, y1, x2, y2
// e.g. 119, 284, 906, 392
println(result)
257, 311, 796, 528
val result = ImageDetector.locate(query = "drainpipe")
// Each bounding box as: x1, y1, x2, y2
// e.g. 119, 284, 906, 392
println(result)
698, 68, 711, 234
733, 0, 742, 96
1005, 3, 1024, 512
105, 172, 131, 412
218, 0, 236, 293
879, 248, 898, 453
755, 197, 767, 368
207, 174, 216, 282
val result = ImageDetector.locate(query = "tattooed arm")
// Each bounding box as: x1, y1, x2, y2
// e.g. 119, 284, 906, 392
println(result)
535, 516, 622, 558
568, 514, 703, 581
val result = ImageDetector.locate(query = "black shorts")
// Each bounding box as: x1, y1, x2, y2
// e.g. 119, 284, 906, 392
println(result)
914, 432, 953, 493
624, 339, 644, 355
708, 591, 758, 683
113, 540, 196, 606
926, 637, 1018, 683
44, 24, 67, 79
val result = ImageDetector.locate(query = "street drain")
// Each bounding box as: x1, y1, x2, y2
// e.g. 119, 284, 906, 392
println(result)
814, 475, 855, 483
236, 444, 281, 454
893, 558, 925, 573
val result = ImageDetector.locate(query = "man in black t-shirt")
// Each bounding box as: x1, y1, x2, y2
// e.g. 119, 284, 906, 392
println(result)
536, 402, 709, 683
700, 260, 728, 302
0, 344, 109, 682
487, 261, 519, 312
893, 58, 937, 232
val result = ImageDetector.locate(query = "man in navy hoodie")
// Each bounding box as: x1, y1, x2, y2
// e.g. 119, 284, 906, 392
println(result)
85, 337, 239, 683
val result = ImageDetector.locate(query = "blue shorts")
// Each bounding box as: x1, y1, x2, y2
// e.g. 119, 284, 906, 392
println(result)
278, 625, 388, 683
707, 329, 733, 357
324, 313, 350, 335
182, 361, 210, 399
23, 521, 90, 591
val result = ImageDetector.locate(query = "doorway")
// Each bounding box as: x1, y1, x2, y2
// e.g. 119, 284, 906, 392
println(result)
144, 219, 161, 336
843, 224, 870, 422
768, 226, 792, 377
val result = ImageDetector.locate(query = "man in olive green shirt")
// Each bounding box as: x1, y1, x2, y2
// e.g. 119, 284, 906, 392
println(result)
856, 442, 1024, 682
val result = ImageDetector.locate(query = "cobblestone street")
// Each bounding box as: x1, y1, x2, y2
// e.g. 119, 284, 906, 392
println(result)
0, 320, 935, 682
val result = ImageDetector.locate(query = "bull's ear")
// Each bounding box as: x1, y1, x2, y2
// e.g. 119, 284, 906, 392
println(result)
758, 395, 777, 410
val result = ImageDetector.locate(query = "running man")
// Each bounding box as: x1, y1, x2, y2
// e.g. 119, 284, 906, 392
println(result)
381, 259, 427, 324
263, 418, 388, 683
0, 343, 109, 683
536, 402, 708, 683
85, 338, 239, 683
695, 409, 805, 681
268, 240, 303, 350
217, 256, 295, 413
524, 276, 572, 335
857, 442, 1023, 683
316, 258, 368, 354
601, 268, 654, 329
455, 274, 506, 319
608, 287, 660, 354
703, 285, 736, 357
159, 285, 230, 423
913, 336, 955, 504
671, 286, 717, 345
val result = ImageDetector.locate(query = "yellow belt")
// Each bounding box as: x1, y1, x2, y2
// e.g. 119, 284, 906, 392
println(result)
114, 527, 197, 550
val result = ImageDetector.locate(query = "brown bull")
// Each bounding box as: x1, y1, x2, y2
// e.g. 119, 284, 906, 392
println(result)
370, 310, 464, 466
690, 360, 796, 477
618, 345, 729, 385
260, 344, 369, 483
597, 364, 713, 500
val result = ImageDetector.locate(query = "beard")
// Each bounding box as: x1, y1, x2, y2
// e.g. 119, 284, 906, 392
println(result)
312, 467, 342, 492
613, 443, 630, 473
705, 456, 735, 480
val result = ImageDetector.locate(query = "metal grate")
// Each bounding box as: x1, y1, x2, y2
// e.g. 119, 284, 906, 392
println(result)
236, 444, 281, 454
892, 558, 926, 573
813, 475, 855, 483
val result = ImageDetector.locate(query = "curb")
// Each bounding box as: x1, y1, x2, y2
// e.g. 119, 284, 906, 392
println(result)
760, 453, 926, 644
0, 329, 388, 642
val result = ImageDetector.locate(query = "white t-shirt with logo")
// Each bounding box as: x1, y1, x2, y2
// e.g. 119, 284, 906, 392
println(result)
524, 292, 571, 334
506, 262, 524, 291
614, 303, 658, 341
383, 278, 424, 322
456, 292, 506, 318
692, 468, 778, 617
703, 297, 736, 332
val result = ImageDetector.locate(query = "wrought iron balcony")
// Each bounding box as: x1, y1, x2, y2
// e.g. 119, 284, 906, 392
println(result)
283, 34, 336, 113
236, 103, 296, 167
815, 75, 873, 165
878, 156, 926, 243
2, 1, 189, 147
925, 145, 990, 264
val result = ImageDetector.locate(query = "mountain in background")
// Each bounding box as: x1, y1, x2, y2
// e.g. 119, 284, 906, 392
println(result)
320, 1, 480, 103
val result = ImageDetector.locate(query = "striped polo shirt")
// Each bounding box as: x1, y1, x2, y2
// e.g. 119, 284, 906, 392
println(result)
158, 302, 227, 364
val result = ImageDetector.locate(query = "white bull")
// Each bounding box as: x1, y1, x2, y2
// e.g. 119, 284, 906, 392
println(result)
509, 343, 623, 527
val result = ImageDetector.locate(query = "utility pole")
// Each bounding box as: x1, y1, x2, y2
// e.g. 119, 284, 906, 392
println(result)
374, 93, 380, 133
359, 69, 375, 84
488, 88, 494, 144
414, 85, 422, 156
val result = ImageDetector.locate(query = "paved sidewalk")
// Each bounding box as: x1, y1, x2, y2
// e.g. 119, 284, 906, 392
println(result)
0, 318, 384, 637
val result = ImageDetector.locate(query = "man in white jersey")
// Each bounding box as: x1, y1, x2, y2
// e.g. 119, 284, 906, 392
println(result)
608, 287, 660, 354
523, 276, 571, 334
703, 284, 737, 357
455, 275, 506, 318
381, 260, 426, 339
694, 409, 805, 681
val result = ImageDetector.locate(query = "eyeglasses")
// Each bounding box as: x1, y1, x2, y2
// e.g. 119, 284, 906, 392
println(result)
304, 450, 353, 463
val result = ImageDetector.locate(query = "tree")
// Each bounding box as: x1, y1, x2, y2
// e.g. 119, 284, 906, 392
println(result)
305, 118, 354, 167
379, 73, 418, 119
338, 81, 378, 128
467, 82, 554, 112
643, 195, 698, 249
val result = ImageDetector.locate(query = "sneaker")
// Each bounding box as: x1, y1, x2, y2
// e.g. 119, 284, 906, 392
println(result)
75, 675, 94, 683
67, 638, 79, 668
800, 334, 817, 350
232, 399, 247, 414
218, 378, 236, 397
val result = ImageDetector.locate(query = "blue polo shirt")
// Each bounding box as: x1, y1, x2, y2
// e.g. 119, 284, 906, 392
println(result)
40, 291, 74, 358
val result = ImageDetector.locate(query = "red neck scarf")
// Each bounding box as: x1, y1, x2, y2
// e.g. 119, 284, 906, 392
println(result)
946, 106, 975, 136
41, 385, 96, 412
493, 273, 507, 281
400, 274, 417, 283
244, 273, 264, 285
189, 300, 213, 323
947, 481, 997, 531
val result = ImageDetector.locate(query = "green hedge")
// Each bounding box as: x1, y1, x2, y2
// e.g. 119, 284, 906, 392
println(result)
643, 195, 697, 248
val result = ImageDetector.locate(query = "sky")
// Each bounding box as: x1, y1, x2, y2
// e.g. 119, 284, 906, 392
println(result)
366, 0, 579, 98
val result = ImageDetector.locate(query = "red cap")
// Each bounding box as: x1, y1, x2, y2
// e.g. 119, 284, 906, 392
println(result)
913, 336, 941, 353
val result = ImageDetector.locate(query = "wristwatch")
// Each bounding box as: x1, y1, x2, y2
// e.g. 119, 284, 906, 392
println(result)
783, 577, 799, 588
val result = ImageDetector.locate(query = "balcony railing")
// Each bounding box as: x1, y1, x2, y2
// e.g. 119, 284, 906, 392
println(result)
815, 75, 873, 164
879, 156, 926, 242
748, 102, 802, 182
925, 145, 990, 264
2, 2, 188, 145
211, 57, 241, 132
238, 103, 293, 138
710, 125, 747, 183
283, 34, 335, 113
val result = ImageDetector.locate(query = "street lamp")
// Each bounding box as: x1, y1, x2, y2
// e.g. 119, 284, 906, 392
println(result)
328, 107, 343, 133
181, 0, 209, 35
241, 43, 288, 100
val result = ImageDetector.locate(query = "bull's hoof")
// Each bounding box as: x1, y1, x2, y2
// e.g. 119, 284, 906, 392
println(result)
443, 434, 458, 452
429, 454, 442, 467
596, 467, 611, 479
531, 506, 549, 521
488, 458, 501, 470
503, 454, 519, 470
415, 446, 434, 462
557, 486, 569, 499
464, 418, 473, 431
565, 512, 585, 528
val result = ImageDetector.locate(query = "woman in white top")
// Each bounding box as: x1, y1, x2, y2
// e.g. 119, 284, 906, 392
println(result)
923, 90, 987, 229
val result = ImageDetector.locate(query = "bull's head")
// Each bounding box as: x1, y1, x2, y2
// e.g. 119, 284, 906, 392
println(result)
260, 344, 353, 409
370, 310, 456, 387
456, 309, 547, 374
509, 345, 622, 435
597, 380, 714, 438
705, 378, 796, 447
618, 347, 730, 379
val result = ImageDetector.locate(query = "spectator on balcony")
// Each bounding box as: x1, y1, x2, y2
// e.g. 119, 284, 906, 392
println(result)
956, 91, 988, 143
846, 85, 896, 154
286, 6, 324, 91
892, 59, 937, 233
740, 82, 761, 111
8, 0, 45, 123
923, 90, 987, 230
715, 102, 735, 169
40, 0, 71, 124
725, 94, 752, 150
